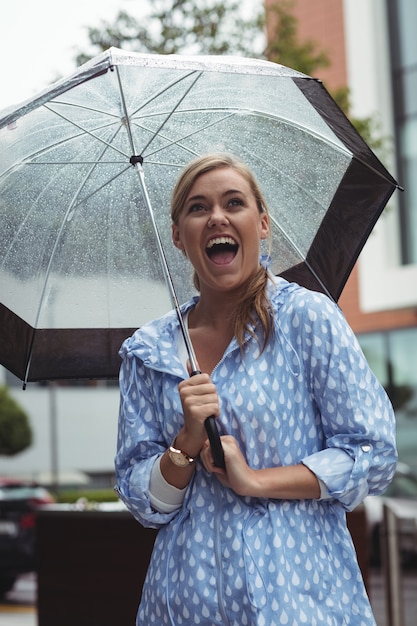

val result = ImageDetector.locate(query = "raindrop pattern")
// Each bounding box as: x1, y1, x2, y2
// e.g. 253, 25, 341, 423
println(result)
115, 278, 397, 626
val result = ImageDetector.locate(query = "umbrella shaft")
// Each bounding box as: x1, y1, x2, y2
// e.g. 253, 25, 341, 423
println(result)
134, 163, 198, 372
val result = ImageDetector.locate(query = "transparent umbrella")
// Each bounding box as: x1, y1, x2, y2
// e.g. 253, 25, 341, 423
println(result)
0, 48, 399, 386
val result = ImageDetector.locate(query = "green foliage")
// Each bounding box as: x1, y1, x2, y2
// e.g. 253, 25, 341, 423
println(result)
264, 0, 330, 76
265, 1, 390, 157
75, 0, 265, 65
331, 86, 392, 159
56, 488, 119, 504
75, 0, 389, 160
350, 113, 392, 161
0, 385, 32, 456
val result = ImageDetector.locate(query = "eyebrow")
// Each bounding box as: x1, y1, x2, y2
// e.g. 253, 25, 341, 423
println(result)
186, 189, 245, 203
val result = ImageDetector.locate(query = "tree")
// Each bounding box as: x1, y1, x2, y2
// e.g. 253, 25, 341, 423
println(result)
265, 0, 390, 157
75, 0, 265, 65
264, 0, 330, 76
0, 385, 32, 456
74, 0, 388, 157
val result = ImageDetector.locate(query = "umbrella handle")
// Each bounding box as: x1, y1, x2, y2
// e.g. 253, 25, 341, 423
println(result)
190, 370, 225, 469
204, 416, 226, 470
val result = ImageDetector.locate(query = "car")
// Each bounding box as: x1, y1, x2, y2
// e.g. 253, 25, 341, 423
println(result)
0, 478, 55, 595
363, 462, 417, 566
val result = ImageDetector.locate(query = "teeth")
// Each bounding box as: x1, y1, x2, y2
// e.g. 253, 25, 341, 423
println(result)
206, 236, 237, 249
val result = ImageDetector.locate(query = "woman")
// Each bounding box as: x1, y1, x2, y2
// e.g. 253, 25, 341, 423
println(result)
115, 153, 397, 625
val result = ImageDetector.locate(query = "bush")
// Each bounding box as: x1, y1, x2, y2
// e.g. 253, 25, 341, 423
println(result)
0, 385, 32, 456
57, 488, 119, 504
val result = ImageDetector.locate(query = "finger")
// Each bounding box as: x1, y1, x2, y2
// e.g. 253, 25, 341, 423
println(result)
201, 440, 227, 476
200, 441, 213, 472
179, 374, 213, 392
179, 383, 220, 415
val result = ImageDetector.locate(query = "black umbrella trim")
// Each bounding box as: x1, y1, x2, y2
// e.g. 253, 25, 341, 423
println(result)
0, 302, 135, 384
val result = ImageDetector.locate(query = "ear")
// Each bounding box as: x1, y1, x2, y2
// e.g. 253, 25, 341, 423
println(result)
172, 223, 185, 251
259, 212, 270, 240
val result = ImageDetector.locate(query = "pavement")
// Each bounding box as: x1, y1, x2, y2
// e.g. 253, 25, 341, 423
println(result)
0, 607, 36, 625
0, 574, 36, 626
0, 569, 416, 625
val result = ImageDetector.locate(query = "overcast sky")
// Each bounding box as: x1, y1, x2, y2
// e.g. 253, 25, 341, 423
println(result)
1, 0, 262, 112
0, 0, 138, 110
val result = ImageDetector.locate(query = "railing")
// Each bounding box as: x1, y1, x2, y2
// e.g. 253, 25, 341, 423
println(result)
381, 500, 417, 626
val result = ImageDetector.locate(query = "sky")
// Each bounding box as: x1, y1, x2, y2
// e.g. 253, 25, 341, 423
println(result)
0, 0, 138, 111
0, 0, 261, 112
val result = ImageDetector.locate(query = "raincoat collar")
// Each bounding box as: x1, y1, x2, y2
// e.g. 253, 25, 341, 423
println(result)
121, 276, 299, 376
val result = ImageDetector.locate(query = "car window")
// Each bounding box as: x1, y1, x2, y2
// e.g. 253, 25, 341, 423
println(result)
0, 485, 46, 500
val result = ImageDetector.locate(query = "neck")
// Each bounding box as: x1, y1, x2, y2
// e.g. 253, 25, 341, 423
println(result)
189, 289, 239, 333
187, 291, 239, 374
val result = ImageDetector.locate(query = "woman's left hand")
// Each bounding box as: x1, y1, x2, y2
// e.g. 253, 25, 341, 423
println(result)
200, 435, 257, 497
200, 435, 322, 501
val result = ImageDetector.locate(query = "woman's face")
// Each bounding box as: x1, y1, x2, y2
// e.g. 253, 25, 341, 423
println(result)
172, 167, 269, 296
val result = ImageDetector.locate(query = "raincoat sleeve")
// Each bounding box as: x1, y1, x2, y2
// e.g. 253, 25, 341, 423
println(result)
294, 291, 398, 511
114, 342, 183, 529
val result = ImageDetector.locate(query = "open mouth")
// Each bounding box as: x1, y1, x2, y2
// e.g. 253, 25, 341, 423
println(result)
206, 236, 239, 265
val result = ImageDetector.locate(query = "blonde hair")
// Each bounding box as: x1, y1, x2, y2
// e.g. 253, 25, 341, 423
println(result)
171, 153, 274, 351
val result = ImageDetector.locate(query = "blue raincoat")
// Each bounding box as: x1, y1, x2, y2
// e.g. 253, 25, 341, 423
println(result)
115, 278, 397, 626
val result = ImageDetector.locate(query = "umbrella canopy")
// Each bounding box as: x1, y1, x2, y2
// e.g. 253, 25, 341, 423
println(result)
0, 48, 398, 384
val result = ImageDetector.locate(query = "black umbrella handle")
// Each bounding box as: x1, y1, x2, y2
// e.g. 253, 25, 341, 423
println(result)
204, 416, 225, 470
191, 370, 225, 469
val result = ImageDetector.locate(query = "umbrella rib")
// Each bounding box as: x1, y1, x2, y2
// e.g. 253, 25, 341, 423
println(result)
135, 112, 237, 161
1, 163, 131, 297
132, 105, 352, 159
70, 165, 132, 210
114, 65, 204, 368
40, 70, 203, 165
43, 103, 130, 160
134, 72, 204, 157
132, 161, 199, 372
2, 140, 121, 272
127, 70, 201, 119
1, 121, 122, 175
64, 123, 128, 219
115, 66, 137, 157
28, 126, 130, 360
268, 213, 332, 300
25, 160, 127, 165
128, 106, 335, 269
128, 106, 351, 166
47, 69, 200, 122
135, 112, 341, 231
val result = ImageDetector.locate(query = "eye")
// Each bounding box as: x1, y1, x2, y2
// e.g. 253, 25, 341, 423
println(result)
188, 203, 207, 213
227, 197, 244, 209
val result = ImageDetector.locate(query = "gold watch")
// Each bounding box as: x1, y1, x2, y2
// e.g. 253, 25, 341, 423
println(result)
168, 439, 195, 467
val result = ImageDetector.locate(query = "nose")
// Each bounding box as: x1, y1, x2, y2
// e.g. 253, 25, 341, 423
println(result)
207, 205, 229, 228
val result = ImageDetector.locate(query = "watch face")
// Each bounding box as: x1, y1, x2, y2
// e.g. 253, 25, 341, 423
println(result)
169, 448, 192, 467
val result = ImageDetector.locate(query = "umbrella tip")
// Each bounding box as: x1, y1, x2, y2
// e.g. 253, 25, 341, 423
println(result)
130, 155, 144, 166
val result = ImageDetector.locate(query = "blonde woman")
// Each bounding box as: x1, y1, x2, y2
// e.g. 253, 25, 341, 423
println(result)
115, 153, 397, 626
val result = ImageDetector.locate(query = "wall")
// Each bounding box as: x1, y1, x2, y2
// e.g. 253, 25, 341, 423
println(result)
0, 375, 119, 484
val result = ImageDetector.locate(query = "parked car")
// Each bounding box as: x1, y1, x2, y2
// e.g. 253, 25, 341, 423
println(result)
363, 462, 417, 566
0, 478, 55, 595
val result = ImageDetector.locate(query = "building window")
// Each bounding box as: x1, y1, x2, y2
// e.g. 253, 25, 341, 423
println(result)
359, 327, 417, 473
387, 0, 417, 264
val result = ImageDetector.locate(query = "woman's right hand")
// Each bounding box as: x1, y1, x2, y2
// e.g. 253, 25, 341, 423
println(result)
177, 372, 220, 454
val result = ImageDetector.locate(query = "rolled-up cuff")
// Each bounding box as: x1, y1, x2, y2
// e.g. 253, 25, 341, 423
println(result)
149, 455, 187, 513
302, 448, 354, 499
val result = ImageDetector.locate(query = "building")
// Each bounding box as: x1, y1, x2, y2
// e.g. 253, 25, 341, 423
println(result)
269, 0, 417, 470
